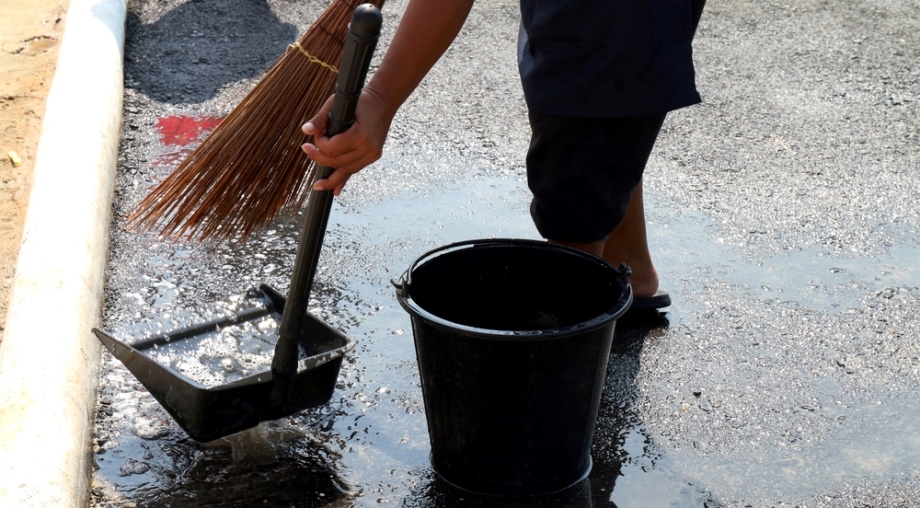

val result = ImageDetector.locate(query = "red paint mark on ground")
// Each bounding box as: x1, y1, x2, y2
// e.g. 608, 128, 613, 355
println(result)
155, 115, 222, 146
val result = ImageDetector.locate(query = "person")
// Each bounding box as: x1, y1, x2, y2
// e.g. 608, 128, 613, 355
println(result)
302, 0, 705, 313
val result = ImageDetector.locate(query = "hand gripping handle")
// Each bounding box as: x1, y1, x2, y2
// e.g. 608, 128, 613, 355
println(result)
272, 4, 382, 386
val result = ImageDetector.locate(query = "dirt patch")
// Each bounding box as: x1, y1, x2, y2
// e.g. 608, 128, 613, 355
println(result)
0, 0, 67, 341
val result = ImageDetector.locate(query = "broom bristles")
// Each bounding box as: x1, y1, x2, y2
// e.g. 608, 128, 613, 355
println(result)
128, 0, 385, 242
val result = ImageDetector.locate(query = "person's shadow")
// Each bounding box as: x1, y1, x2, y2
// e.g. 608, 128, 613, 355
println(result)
124, 0, 299, 104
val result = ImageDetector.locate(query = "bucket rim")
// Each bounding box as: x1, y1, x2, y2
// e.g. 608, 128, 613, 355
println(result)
394, 238, 633, 340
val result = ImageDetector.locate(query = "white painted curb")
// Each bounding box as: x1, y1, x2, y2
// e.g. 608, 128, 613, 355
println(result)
0, 0, 126, 506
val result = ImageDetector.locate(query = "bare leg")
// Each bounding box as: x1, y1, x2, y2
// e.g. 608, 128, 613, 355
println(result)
601, 180, 659, 298
550, 180, 660, 298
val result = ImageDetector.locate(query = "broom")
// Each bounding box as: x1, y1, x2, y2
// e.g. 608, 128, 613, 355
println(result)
128, 0, 385, 242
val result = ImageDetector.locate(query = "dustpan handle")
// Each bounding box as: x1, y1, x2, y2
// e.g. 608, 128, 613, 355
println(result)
272, 4, 383, 384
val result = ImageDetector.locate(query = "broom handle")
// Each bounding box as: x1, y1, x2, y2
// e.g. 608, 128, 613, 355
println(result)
272, 4, 382, 384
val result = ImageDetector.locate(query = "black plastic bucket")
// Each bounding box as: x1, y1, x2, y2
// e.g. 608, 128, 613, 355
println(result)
395, 239, 632, 496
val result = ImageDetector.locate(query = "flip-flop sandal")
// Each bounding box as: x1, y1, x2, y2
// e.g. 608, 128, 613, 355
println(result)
627, 289, 671, 314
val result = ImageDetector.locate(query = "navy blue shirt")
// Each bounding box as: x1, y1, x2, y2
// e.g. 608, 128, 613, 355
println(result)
518, 0, 703, 117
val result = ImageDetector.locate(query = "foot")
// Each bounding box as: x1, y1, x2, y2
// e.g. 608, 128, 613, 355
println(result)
625, 266, 660, 299
629, 289, 671, 311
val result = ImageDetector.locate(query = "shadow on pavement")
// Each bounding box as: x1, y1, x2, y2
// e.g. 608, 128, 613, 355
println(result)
125, 0, 298, 104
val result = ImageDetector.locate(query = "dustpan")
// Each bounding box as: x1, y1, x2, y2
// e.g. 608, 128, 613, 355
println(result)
92, 4, 382, 443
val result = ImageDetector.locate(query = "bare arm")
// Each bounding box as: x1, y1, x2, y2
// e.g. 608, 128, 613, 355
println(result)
302, 0, 476, 195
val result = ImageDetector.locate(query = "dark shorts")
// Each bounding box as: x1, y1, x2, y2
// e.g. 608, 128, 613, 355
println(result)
519, 0, 705, 117
526, 112, 666, 243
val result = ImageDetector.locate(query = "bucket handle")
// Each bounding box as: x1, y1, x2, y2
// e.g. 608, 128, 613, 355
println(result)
390, 271, 408, 293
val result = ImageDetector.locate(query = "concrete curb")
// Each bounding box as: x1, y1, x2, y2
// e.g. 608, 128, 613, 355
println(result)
0, 0, 126, 506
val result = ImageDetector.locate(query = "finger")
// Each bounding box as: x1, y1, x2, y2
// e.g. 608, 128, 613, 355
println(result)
301, 142, 360, 170
301, 142, 332, 166
302, 137, 374, 171
313, 168, 353, 196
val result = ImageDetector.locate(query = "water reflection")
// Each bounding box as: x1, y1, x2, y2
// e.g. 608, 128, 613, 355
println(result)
94, 429, 350, 507
404, 476, 595, 508
396, 316, 720, 508
591, 316, 721, 508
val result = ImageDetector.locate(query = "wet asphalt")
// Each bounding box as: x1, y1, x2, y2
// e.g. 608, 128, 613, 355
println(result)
91, 0, 919, 506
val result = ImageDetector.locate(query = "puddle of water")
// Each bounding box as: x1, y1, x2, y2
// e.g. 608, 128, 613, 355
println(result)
143, 309, 279, 386
94, 176, 544, 505
105, 286, 285, 386
650, 208, 919, 316
653, 393, 920, 505
609, 428, 715, 507
625, 205, 920, 506
95, 169, 919, 507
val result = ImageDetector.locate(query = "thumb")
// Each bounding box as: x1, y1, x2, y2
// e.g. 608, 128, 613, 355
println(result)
302, 95, 335, 136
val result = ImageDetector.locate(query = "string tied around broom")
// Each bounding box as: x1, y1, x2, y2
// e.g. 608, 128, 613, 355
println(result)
288, 42, 339, 74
